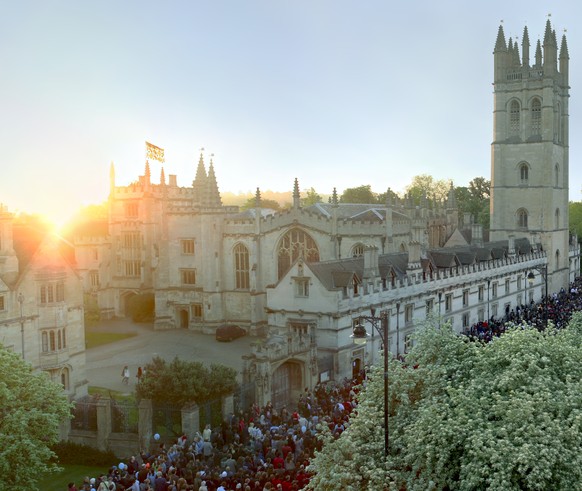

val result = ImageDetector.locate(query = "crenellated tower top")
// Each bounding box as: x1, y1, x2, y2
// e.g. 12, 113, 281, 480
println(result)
493, 19, 568, 85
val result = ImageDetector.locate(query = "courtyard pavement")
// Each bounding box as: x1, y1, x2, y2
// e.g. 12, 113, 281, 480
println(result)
85, 319, 255, 395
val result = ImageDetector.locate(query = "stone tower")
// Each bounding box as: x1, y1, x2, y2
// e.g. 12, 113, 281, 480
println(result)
490, 19, 570, 291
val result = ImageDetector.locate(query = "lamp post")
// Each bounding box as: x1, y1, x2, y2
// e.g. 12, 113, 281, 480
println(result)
18, 293, 24, 359
527, 265, 548, 329
438, 292, 442, 328
487, 279, 491, 322
351, 307, 389, 456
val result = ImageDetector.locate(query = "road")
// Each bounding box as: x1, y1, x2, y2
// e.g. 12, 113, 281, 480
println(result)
85, 319, 255, 395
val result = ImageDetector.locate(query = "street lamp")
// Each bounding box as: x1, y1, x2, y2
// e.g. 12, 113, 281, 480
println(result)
18, 293, 24, 359
350, 307, 389, 456
487, 279, 491, 322
527, 265, 548, 329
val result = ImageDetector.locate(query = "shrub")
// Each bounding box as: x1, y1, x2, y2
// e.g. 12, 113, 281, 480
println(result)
52, 441, 117, 466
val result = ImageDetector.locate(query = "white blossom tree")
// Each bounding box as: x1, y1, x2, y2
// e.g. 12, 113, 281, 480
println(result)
306, 315, 582, 490
0, 345, 72, 490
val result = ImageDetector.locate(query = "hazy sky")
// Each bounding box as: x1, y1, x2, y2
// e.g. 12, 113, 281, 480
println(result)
1, 1, 580, 224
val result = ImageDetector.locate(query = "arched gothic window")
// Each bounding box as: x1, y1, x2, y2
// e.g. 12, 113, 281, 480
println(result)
517, 208, 528, 229
277, 228, 319, 279
234, 243, 250, 290
509, 100, 520, 136
556, 249, 560, 269
555, 164, 560, 187
531, 98, 541, 137
519, 163, 529, 183
555, 208, 560, 228
351, 243, 365, 257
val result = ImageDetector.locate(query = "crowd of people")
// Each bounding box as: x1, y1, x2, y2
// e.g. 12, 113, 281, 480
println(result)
67, 373, 364, 491
68, 277, 582, 490
463, 276, 582, 342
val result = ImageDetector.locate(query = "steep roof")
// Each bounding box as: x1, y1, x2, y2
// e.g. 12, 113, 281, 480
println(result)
305, 203, 408, 222
307, 252, 408, 291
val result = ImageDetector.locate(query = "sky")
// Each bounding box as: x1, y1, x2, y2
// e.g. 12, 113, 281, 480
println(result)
1, 1, 581, 225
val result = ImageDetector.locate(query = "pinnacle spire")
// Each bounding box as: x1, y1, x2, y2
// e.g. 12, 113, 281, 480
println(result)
560, 33, 569, 59
535, 39, 542, 67
494, 24, 507, 51
522, 26, 530, 67
160, 167, 166, 186
255, 187, 262, 208
109, 161, 115, 192
192, 151, 207, 205
293, 178, 300, 209
144, 161, 151, 185
543, 18, 553, 44
206, 156, 222, 207
332, 187, 338, 206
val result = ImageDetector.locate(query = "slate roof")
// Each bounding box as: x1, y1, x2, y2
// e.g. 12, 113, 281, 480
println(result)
305, 203, 408, 222
307, 252, 408, 291
228, 208, 277, 220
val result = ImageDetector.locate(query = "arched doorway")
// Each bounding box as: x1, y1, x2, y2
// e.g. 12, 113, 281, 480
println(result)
121, 291, 137, 318
271, 361, 303, 410
179, 309, 189, 329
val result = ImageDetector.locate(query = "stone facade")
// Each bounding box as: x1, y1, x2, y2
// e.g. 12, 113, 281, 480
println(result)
0, 206, 88, 400
73, 19, 580, 409
490, 19, 571, 292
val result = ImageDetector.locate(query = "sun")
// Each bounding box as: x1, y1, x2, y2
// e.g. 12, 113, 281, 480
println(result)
33, 210, 74, 234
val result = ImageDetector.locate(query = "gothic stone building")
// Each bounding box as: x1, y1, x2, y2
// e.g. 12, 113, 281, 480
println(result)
74, 19, 579, 409
0, 207, 88, 401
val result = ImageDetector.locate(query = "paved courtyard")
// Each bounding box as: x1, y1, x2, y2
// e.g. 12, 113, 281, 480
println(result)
85, 319, 255, 395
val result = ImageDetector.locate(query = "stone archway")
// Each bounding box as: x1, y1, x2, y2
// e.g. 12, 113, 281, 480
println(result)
121, 291, 137, 318
271, 361, 303, 410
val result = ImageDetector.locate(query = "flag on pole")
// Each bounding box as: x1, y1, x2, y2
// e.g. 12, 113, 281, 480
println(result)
145, 141, 165, 162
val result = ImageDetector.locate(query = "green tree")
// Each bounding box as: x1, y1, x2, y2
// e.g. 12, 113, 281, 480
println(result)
240, 197, 281, 211
340, 185, 378, 204
405, 174, 450, 204
307, 316, 582, 490
0, 346, 72, 490
569, 201, 582, 240
136, 356, 238, 407
301, 187, 322, 207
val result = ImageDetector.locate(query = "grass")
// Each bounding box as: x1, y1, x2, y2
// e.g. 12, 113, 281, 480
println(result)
88, 386, 136, 402
84, 331, 137, 349
38, 464, 107, 491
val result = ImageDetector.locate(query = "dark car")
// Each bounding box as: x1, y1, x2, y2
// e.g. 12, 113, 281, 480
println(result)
215, 324, 246, 342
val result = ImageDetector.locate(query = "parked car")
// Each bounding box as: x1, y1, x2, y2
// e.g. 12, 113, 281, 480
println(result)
215, 324, 246, 342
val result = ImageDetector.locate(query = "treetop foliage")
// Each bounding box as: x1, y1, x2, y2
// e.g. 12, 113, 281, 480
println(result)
307, 315, 582, 491
0, 346, 73, 490
135, 356, 238, 407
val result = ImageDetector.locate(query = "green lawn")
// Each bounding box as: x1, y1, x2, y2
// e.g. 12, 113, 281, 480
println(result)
39, 464, 106, 491
88, 386, 136, 402
84, 331, 137, 349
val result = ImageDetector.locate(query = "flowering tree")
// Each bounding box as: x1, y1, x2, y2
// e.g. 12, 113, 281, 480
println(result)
0, 346, 72, 489
306, 315, 582, 490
